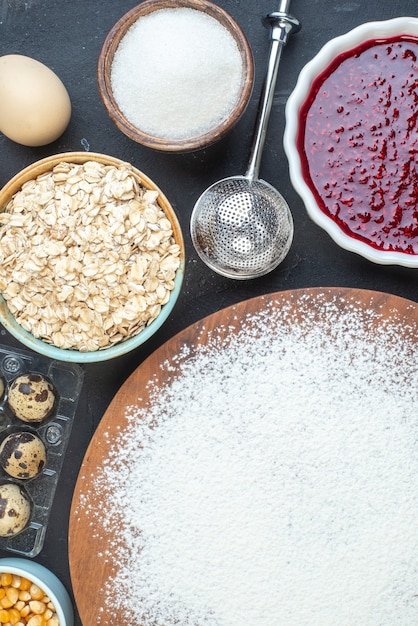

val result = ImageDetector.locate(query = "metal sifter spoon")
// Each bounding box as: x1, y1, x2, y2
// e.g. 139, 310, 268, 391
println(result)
190, 1, 300, 279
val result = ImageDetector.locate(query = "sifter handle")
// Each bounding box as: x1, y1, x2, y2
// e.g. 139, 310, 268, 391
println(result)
245, 3, 301, 182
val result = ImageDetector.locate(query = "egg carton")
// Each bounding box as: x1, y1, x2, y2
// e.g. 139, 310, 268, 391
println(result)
0, 344, 84, 558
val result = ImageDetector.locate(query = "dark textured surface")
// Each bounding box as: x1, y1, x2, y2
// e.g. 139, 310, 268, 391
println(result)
0, 1, 417, 623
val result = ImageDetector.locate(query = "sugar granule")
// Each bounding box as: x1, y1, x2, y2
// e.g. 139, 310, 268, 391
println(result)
80, 293, 418, 625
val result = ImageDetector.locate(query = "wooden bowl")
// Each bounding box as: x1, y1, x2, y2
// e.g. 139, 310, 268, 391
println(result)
97, 0, 254, 152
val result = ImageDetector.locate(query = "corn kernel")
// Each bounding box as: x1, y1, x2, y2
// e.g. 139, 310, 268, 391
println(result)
10, 577, 20, 590
18, 579, 31, 593
17, 592, 30, 603
0, 609, 9, 623
7, 608, 20, 625
47, 619, 59, 626
5, 590, 18, 607
0, 592, 5, 601
19, 605, 29, 618
0, 598, 13, 610
27, 617, 44, 626
29, 601, 46, 615
0, 575, 12, 588
29, 585, 43, 601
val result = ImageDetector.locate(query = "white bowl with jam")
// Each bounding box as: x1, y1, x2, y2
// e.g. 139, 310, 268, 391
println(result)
284, 17, 418, 267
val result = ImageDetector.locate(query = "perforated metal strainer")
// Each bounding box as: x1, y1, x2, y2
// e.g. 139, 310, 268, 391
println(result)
190, 1, 300, 280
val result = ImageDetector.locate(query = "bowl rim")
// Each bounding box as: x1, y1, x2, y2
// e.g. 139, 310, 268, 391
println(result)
0, 151, 185, 363
283, 16, 418, 268
0, 557, 74, 626
97, 0, 254, 152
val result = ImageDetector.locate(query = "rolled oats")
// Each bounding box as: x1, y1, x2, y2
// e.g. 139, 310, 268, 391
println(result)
0, 161, 182, 352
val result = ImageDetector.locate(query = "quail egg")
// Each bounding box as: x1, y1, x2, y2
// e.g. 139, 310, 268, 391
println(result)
0, 378, 4, 401
0, 432, 47, 480
0, 483, 31, 536
8, 374, 56, 423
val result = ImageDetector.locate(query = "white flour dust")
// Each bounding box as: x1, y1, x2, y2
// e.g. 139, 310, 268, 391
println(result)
78, 292, 418, 625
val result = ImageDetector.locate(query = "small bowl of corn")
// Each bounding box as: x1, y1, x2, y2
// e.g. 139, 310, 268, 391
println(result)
0, 557, 73, 625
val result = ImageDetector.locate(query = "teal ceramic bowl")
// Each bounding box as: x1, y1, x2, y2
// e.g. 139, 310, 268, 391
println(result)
0, 152, 185, 363
0, 557, 74, 626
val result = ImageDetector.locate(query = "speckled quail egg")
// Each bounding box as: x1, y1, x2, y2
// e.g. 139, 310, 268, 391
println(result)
0, 378, 4, 401
0, 482, 31, 536
8, 374, 56, 423
0, 431, 47, 480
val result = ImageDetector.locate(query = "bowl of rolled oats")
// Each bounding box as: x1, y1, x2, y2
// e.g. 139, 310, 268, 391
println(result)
0, 152, 185, 362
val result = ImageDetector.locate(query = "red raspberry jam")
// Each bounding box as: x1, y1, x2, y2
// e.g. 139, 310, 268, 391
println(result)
298, 36, 418, 254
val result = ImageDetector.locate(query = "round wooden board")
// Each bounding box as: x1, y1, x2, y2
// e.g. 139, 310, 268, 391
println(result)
69, 287, 418, 626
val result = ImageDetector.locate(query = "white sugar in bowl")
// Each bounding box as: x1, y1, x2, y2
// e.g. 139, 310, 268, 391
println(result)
97, 0, 254, 152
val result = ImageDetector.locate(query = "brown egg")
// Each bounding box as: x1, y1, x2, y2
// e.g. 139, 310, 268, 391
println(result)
0, 431, 47, 480
0, 54, 71, 146
0, 483, 31, 536
8, 374, 56, 423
